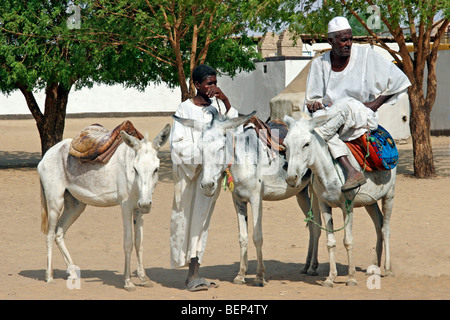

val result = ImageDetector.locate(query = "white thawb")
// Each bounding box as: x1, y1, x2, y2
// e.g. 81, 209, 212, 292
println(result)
170, 99, 239, 268
304, 45, 411, 157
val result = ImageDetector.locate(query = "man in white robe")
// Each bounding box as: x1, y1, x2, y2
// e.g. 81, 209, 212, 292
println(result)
170, 64, 240, 291
305, 16, 411, 191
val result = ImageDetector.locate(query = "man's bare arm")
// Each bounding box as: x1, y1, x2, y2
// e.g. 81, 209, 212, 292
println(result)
364, 94, 394, 112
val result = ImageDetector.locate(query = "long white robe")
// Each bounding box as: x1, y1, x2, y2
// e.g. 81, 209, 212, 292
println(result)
170, 99, 239, 268
304, 45, 411, 157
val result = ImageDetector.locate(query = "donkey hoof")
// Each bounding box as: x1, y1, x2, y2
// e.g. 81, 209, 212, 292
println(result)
233, 276, 246, 285
253, 279, 266, 287
385, 270, 394, 277
346, 278, 358, 286
307, 268, 319, 276
322, 279, 334, 287
137, 276, 153, 288
124, 280, 136, 292
139, 280, 153, 288
124, 285, 136, 292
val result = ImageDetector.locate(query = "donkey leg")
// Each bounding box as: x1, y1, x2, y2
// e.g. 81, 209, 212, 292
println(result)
122, 205, 136, 291
342, 206, 357, 286
365, 204, 383, 270
44, 191, 65, 283
45, 209, 59, 283
232, 197, 249, 285
296, 187, 321, 275
133, 210, 152, 287
55, 191, 86, 279
382, 191, 395, 277
250, 196, 266, 287
321, 205, 337, 287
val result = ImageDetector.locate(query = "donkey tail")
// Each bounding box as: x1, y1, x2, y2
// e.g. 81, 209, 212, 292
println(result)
40, 180, 49, 234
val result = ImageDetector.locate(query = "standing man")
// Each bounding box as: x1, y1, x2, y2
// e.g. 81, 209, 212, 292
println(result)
305, 16, 411, 192
170, 64, 240, 291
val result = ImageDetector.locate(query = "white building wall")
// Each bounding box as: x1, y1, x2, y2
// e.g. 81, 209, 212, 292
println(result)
219, 60, 287, 121
0, 83, 180, 117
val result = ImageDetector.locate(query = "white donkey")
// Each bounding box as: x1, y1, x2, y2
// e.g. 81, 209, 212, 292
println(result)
38, 124, 170, 291
173, 108, 321, 287
283, 114, 395, 287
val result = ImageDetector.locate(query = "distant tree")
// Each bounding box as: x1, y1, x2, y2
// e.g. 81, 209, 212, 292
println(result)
87, 0, 284, 101
287, 0, 449, 178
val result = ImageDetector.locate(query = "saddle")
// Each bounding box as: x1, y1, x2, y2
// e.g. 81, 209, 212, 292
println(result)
244, 116, 288, 154
69, 120, 144, 164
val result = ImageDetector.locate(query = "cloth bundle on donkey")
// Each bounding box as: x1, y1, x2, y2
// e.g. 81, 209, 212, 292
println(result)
221, 116, 288, 192
345, 125, 398, 172
244, 116, 288, 154
69, 120, 144, 164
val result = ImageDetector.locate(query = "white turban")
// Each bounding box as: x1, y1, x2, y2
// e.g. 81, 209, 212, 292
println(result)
328, 17, 352, 33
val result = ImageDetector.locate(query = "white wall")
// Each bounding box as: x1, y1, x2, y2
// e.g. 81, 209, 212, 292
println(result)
0, 60, 302, 122
219, 59, 310, 121
219, 60, 286, 121
0, 83, 180, 117
429, 49, 450, 133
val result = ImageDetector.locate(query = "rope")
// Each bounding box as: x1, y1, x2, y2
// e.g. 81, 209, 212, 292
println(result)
223, 132, 235, 192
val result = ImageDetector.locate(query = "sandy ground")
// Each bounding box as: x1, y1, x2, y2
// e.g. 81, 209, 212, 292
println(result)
0, 116, 449, 303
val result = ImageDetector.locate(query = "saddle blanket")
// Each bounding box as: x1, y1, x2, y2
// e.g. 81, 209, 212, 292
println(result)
345, 125, 398, 172
69, 120, 144, 164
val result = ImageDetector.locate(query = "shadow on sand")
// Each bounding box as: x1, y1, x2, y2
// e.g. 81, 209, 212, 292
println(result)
19, 260, 364, 290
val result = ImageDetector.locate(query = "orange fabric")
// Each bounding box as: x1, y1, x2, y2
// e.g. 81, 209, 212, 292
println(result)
344, 133, 386, 172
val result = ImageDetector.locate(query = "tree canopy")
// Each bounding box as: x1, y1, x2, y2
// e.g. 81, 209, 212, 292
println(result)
83, 0, 285, 100
0, 0, 155, 153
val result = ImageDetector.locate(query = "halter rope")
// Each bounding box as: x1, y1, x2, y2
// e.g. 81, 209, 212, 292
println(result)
223, 132, 235, 192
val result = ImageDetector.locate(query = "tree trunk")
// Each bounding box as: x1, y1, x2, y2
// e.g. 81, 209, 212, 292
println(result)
408, 88, 436, 177
18, 82, 71, 156
39, 83, 71, 155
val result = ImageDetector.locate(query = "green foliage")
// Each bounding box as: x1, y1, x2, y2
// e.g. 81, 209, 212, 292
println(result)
0, 0, 158, 96
284, 0, 449, 39
0, 0, 299, 98
86, 0, 288, 89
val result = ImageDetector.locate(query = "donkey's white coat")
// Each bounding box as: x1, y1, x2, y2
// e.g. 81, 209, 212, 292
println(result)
173, 109, 321, 286
284, 114, 395, 287
38, 125, 170, 291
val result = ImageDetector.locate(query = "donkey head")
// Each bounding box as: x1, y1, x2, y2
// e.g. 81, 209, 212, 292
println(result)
283, 113, 331, 188
172, 108, 255, 196
120, 124, 170, 213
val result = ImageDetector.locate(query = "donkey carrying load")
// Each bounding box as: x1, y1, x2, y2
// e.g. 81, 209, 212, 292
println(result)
38, 121, 170, 291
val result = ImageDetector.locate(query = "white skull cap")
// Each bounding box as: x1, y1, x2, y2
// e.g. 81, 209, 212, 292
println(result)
328, 16, 352, 33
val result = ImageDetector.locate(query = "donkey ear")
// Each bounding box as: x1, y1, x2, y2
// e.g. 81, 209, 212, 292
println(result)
153, 124, 171, 151
284, 115, 296, 128
120, 131, 142, 151
220, 111, 256, 133
172, 115, 197, 129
